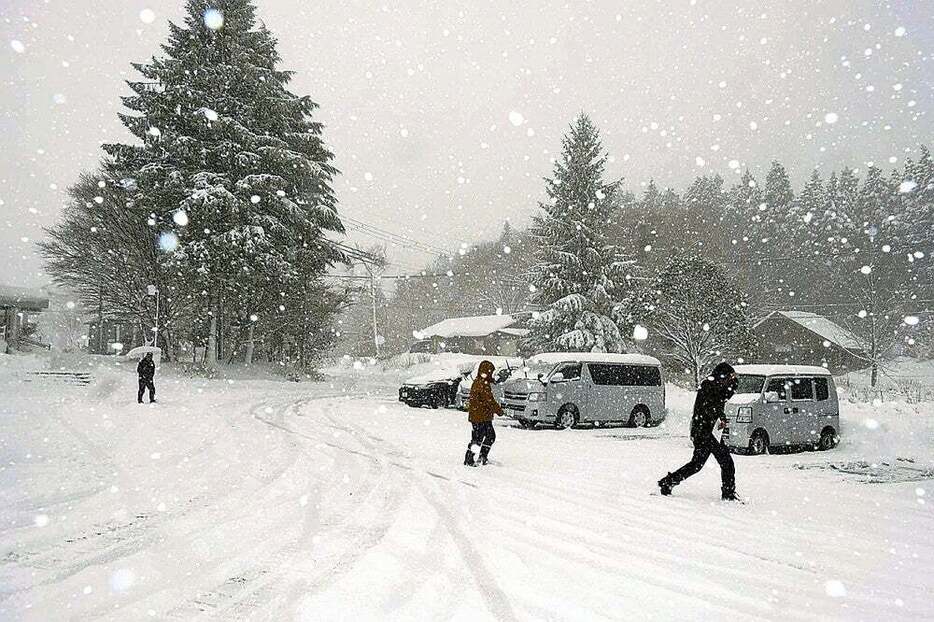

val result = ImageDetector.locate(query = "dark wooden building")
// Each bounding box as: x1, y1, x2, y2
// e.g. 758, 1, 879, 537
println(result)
753, 310, 867, 373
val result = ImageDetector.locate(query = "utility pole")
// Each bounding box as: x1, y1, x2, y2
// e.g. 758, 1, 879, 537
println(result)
362, 260, 381, 358
350, 244, 386, 358
97, 283, 104, 355
147, 284, 159, 348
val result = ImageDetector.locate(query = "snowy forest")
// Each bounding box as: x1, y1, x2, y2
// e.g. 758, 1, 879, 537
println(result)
34, 0, 933, 386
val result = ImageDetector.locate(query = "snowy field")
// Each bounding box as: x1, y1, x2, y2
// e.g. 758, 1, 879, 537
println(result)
1, 355, 933, 621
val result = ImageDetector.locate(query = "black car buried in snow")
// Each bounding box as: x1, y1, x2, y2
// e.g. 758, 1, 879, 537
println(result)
398, 366, 472, 409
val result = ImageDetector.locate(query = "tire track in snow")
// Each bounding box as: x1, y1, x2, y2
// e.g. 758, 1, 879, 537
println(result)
327, 412, 519, 622
179, 395, 413, 619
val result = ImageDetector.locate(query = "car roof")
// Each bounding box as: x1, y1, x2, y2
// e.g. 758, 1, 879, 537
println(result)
529, 352, 662, 366
734, 364, 833, 377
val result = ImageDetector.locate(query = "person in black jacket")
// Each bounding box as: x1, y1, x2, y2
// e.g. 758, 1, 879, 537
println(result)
137, 352, 156, 404
658, 362, 739, 500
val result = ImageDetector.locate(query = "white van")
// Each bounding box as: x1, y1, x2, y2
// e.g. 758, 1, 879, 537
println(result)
722, 364, 840, 454
502, 353, 665, 429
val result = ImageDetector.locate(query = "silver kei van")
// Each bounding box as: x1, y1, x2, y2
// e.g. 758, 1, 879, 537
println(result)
502, 353, 666, 429
722, 364, 841, 455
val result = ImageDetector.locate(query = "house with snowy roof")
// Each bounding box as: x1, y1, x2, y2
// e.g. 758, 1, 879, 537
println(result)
0, 284, 50, 353
412, 312, 531, 356
753, 310, 866, 373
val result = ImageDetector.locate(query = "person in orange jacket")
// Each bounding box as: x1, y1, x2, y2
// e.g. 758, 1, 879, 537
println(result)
464, 360, 503, 466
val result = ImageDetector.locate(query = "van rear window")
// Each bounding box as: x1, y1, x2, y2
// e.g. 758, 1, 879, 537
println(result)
588, 364, 661, 387
815, 377, 830, 401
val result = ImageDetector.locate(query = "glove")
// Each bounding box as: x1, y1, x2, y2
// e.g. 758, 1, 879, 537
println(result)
717, 418, 727, 430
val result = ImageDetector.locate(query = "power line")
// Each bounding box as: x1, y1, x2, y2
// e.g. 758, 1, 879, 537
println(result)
342, 216, 453, 258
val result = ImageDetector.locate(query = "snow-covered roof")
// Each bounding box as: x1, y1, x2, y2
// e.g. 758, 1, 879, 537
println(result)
418, 314, 520, 338
526, 352, 662, 366
0, 284, 49, 310
756, 311, 862, 350
734, 364, 832, 377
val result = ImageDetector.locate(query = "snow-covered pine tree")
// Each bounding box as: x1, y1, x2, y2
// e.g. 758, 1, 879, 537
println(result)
526, 114, 635, 353
681, 174, 726, 260
721, 170, 763, 300
764, 161, 794, 225
901, 146, 934, 296
103, 0, 344, 367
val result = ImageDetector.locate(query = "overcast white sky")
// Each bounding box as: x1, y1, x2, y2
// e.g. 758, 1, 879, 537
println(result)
1, 0, 931, 287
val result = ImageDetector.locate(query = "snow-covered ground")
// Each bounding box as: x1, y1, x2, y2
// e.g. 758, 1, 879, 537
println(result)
1, 353, 932, 620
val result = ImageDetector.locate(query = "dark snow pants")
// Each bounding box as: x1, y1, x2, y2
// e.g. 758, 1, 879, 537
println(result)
466, 421, 496, 463
138, 378, 155, 403
666, 434, 735, 494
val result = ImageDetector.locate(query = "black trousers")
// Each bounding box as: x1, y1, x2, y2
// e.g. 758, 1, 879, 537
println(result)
138, 378, 155, 403
667, 434, 735, 493
467, 421, 496, 459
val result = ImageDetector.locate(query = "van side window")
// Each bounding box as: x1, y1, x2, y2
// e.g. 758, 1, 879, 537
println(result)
633, 366, 662, 386
814, 377, 830, 401
766, 378, 789, 400
553, 363, 582, 380
588, 364, 662, 386
790, 377, 814, 401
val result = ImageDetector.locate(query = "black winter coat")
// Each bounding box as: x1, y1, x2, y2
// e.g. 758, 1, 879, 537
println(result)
137, 358, 155, 381
689, 378, 735, 440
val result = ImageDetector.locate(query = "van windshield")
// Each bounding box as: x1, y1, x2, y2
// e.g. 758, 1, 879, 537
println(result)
735, 374, 766, 395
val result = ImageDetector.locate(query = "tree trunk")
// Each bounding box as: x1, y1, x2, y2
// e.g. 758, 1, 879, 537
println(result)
870, 360, 878, 388
245, 323, 255, 365
206, 307, 218, 369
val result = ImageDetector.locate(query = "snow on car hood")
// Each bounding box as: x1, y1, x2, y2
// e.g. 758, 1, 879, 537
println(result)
503, 378, 544, 393
728, 392, 761, 405
404, 370, 462, 385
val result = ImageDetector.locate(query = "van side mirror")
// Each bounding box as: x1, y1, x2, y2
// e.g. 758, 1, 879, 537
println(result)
765, 391, 781, 403
550, 372, 566, 383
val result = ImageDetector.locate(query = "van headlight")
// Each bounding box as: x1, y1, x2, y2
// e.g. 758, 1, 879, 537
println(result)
736, 407, 752, 423
528, 392, 544, 402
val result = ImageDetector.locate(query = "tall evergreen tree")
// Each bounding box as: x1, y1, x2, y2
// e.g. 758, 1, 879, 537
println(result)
103, 0, 344, 367
526, 114, 635, 353
723, 170, 762, 251
681, 175, 726, 261
901, 146, 934, 297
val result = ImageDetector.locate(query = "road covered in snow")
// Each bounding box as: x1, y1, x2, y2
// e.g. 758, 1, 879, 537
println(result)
1, 355, 932, 621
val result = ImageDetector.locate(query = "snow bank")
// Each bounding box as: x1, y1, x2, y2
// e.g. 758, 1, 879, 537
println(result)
837, 397, 934, 463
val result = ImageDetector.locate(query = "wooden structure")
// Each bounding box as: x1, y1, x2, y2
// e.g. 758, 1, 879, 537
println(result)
753, 311, 866, 373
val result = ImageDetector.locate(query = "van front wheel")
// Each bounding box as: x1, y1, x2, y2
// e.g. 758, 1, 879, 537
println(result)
629, 407, 650, 428
818, 427, 838, 450
555, 407, 578, 430
748, 430, 770, 456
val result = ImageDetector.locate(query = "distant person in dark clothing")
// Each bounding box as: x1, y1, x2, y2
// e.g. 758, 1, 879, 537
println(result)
658, 362, 739, 500
137, 352, 156, 404
464, 360, 503, 466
